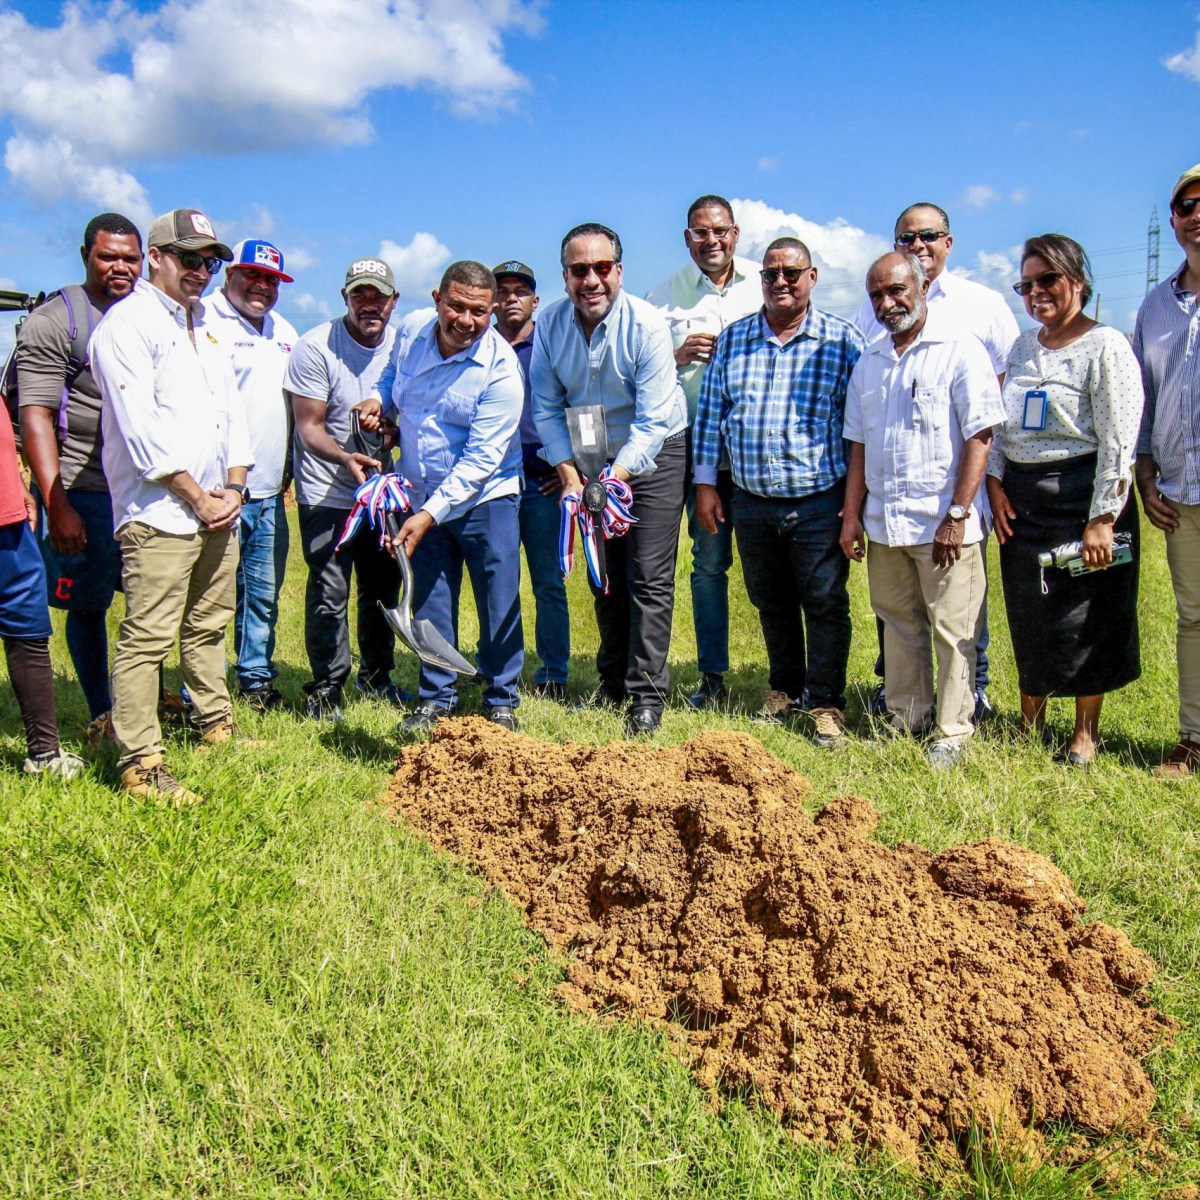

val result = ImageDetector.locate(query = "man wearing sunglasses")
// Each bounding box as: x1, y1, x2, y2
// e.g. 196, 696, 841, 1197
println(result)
531, 222, 688, 736
90, 208, 247, 806
693, 238, 864, 745
854, 203, 1018, 725
205, 238, 298, 714
1135, 163, 1200, 777
646, 195, 761, 711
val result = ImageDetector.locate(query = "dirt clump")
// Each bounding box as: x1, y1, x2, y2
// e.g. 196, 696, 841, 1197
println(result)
386, 719, 1177, 1166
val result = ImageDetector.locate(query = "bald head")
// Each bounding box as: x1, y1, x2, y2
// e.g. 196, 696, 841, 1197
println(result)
866, 252, 929, 340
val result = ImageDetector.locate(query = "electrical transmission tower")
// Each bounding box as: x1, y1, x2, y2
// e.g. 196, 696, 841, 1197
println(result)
1147, 206, 1160, 295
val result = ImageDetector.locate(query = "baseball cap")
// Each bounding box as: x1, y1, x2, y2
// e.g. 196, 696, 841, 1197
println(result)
147, 208, 233, 260
492, 259, 536, 289
1171, 163, 1200, 205
229, 238, 294, 283
343, 257, 395, 296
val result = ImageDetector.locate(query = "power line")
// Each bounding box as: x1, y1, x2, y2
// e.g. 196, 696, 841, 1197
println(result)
1147, 207, 1160, 295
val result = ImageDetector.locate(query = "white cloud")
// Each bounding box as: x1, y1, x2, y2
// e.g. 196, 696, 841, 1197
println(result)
1166, 27, 1200, 80
291, 292, 333, 318
757, 156, 779, 173
731, 198, 892, 316
0, 0, 538, 211
1010, 188, 1029, 204
283, 247, 317, 272
949, 247, 1026, 325
379, 231, 453, 298
959, 184, 1002, 212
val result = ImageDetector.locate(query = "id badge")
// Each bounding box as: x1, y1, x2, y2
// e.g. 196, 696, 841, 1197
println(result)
1022, 389, 1048, 430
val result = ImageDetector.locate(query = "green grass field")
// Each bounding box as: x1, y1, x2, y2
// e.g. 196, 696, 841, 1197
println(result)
1, 512, 1196, 1198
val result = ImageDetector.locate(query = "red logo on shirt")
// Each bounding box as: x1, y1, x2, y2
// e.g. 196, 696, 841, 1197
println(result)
54, 576, 73, 601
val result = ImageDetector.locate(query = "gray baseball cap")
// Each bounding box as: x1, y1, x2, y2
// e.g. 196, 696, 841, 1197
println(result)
147, 208, 233, 260
343, 256, 396, 296
1171, 162, 1200, 205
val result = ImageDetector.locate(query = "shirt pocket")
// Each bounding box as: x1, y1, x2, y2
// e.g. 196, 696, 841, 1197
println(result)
437, 388, 476, 428
911, 385, 953, 483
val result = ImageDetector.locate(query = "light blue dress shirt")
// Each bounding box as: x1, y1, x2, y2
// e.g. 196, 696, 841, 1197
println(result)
530, 290, 687, 478
376, 314, 523, 525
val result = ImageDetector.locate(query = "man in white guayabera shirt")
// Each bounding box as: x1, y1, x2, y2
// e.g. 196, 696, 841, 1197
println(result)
91, 208, 247, 808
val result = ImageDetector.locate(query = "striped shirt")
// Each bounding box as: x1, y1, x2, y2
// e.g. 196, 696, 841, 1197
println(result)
1134, 263, 1200, 503
693, 306, 864, 498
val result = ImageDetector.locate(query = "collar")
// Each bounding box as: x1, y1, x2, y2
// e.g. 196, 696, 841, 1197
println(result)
757, 303, 824, 347
571, 288, 626, 337
692, 256, 753, 295
508, 319, 536, 351
1169, 261, 1197, 302
146, 277, 204, 326
210, 287, 272, 337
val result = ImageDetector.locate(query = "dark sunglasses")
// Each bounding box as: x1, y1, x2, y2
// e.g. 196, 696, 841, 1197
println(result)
1012, 270, 1062, 297
163, 245, 223, 275
566, 261, 617, 280
1172, 196, 1200, 218
895, 229, 946, 247
760, 266, 812, 284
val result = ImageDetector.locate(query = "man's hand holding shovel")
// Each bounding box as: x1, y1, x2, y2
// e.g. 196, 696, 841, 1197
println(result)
385, 510, 435, 559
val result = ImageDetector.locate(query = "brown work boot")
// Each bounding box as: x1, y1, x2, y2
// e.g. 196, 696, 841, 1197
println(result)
810, 706, 848, 749
755, 690, 797, 723
197, 718, 262, 749
1152, 739, 1200, 779
119, 753, 204, 808
85, 710, 114, 746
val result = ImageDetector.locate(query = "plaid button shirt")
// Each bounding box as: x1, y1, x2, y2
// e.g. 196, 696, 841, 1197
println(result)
693, 306, 864, 497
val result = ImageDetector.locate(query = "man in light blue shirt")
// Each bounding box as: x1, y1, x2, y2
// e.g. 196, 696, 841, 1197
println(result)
366, 260, 525, 732
531, 222, 687, 736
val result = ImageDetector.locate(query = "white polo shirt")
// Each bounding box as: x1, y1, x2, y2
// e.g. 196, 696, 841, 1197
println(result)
854, 269, 1020, 377
205, 289, 298, 499
92, 279, 252, 535
844, 310, 1004, 548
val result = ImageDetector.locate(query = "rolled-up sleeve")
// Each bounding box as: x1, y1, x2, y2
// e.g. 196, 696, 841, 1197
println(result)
530, 321, 572, 467
423, 356, 524, 526
613, 319, 681, 477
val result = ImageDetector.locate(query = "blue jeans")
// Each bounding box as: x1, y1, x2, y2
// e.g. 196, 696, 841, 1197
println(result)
519, 477, 570, 685
732, 482, 852, 709
411, 495, 524, 709
235, 493, 289, 688
686, 470, 734, 675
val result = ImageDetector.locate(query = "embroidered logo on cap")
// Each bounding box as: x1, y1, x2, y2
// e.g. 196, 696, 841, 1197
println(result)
255, 244, 282, 269
350, 258, 388, 277
190, 212, 216, 238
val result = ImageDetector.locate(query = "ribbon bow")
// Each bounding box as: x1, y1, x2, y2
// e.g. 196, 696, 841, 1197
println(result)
336, 472, 414, 551
558, 466, 638, 594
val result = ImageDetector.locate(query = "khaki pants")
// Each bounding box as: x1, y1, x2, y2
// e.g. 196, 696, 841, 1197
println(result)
111, 522, 238, 766
867, 540, 985, 744
1163, 501, 1200, 742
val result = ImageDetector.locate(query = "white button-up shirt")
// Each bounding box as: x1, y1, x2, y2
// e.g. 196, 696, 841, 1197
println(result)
844, 311, 1004, 547
92, 278, 252, 535
205, 289, 297, 499
376, 313, 523, 525
855, 270, 1020, 377
646, 254, 762, 421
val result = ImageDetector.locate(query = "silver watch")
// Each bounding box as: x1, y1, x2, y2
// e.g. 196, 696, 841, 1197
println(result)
948, 503, 968, 521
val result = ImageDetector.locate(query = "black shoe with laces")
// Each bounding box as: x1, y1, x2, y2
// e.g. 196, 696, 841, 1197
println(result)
303, 686, 343, 722
685, 672, 727, 710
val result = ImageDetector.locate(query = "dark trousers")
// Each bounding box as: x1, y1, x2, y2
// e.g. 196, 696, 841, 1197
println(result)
299, 504, 400, 697
732, 480, 852, 710
595, 436, 687, 712
411, 495, 524, 709
5, 636, 58, 758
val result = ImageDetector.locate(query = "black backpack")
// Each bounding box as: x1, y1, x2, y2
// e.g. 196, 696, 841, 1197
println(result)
1, 284, 94, 450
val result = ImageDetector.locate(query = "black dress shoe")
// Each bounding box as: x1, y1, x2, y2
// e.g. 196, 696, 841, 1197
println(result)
401, 701, 452, 733
532, 681, 568, 703
625, 706, 661, 737
487, 705, 519, 732
685, 672, 727, 710
573, 686, 625, 711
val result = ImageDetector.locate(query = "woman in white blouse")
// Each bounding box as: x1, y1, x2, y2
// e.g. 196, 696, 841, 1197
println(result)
986, 234, 1144, 767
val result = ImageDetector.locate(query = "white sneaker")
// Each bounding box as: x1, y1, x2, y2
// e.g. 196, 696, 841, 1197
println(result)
23, 749, 88, 780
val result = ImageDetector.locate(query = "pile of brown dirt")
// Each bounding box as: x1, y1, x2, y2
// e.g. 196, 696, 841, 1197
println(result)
386, 719, 1178, 1165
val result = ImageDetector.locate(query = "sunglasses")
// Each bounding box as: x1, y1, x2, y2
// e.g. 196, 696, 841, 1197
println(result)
1012, 270, 1063, 296
163, 245, 223, 275
566, 261, 617, 280
686, 225, 735, 243
760, 266, 812, 284
1172, 196, 1200, 218
895, 229, 946, 247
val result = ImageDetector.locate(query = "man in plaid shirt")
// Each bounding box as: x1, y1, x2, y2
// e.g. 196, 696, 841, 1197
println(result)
693, 238, 864, 745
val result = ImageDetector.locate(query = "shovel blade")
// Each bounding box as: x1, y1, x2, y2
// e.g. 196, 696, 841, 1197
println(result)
377, 600, 477, 676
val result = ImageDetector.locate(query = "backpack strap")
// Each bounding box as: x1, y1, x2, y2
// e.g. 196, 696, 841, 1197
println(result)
58, 284, 94, 384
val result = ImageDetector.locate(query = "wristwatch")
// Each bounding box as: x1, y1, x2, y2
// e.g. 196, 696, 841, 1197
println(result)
948, 503, 969, 521
233, 485, 251, 504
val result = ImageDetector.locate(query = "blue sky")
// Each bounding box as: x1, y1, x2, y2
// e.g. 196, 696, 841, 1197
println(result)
1, 0, 1198, 353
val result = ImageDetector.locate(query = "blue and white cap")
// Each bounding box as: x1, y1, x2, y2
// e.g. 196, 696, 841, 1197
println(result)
229, 238, 294, 283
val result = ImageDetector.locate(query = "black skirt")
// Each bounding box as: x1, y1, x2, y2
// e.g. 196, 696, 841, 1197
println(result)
998, 454, 1140, 697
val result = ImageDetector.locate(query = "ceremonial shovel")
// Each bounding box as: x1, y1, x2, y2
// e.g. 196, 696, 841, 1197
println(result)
350, 413, 477, 677
565, 404, 611, 596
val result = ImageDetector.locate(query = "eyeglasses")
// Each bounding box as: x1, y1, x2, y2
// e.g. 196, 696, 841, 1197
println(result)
1012, 270, 1063, 296
163, 245, 223, 275
566, 261, 617, 280
1172, 196, 1200, 218
686, 225, 735, 244
760, 266, 812, 284
895, 229, 947, 247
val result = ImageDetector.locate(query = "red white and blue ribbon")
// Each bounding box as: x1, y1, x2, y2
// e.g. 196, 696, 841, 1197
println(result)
336, 472, 414, 551
558, 467, 638, 594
